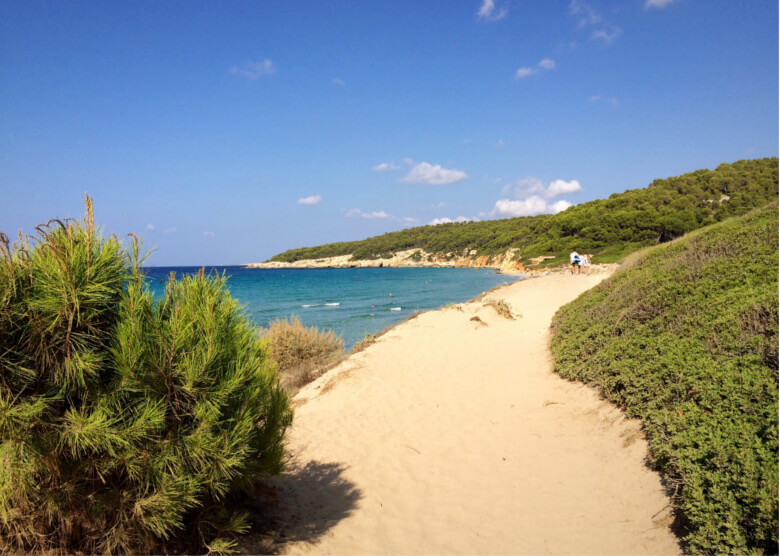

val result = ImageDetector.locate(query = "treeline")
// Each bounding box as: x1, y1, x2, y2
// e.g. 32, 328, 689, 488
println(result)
270, 158, 778, 265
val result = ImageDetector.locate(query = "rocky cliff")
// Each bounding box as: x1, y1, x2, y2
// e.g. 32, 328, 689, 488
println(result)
246, 248, 533, 274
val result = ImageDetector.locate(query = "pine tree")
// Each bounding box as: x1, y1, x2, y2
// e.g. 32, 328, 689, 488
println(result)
0, 197, 292, 554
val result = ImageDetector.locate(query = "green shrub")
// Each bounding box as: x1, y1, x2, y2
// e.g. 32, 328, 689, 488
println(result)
260, 316, 344, 394
0, 198, 292, 554
550, 204, 779, 554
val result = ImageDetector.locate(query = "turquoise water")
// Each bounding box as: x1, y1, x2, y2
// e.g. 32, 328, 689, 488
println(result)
143, 266, 518, 349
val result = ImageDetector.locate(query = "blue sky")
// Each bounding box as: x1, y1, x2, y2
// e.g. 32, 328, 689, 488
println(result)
1, 0, 777, 265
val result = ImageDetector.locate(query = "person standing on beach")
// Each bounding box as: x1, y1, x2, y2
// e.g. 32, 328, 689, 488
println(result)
582, 253, 591, 275
570, 250, 581, 275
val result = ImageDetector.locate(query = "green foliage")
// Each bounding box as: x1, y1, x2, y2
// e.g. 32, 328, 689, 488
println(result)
550, 204, 779, 554
270, 158, 778, 266
260, 315, 344, 394
0, 199, 292, 554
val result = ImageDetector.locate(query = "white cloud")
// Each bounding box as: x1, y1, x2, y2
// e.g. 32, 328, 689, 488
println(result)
569, 0, 601, 26
298, 194, 321, 205
515, 67, 536, 79
164, 227, 177, 235
145, 223, 154, 231
429, 216, 478, 226
516, 59, 553, 79
372, 162, 399, 172
477, 0, 507, 21
491, 196, 550, 217
569, 1, 621, 44
546, 179, 582, 197
645, 0, 678, 7
203, 231, 215, 238
511, 177, 546, 196
510, 176, 579, 199
401, 157, 415, 165
402, 217, 417, 224
592, 27, 622, 43
231, 59, 276, 80
491, 177, 581, 218
402, 162, 467, 185
332, 77, 345, 86
495, 139, 505, 148
551, 200, 573, 213
344, 208, 391, 219
491, 196, 573, 218
590, 95, 618, 106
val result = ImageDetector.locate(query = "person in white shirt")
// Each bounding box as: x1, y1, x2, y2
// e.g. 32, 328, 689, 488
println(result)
569, 250, 581, 275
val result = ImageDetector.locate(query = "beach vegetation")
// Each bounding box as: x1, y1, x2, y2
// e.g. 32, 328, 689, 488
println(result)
260, 316, 344, 394
483, 298, 515, 319
269, 158, 777, 267
0, 198, 292, 554
550, 203, 779, 554
350, 332, 378, 353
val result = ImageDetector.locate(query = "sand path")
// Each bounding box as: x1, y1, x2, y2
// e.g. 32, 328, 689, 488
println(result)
261, 270, 680, 555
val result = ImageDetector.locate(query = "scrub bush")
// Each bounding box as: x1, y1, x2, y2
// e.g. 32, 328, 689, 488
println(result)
551, 204, 779, 554
483, 298, 515, 319
0, 198, 292, 554
260, 316, 344, 394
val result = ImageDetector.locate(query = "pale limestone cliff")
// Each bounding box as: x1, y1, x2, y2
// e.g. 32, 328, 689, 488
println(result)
246, 248, 533, 274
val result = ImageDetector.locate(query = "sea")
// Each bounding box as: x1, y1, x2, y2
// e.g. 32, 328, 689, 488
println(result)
143, 266, 519, 349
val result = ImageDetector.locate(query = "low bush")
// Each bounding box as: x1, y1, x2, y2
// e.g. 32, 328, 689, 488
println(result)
351, 332, 378, 353
0, 198, 292, 554
260, 316, 344, 394
550, 204, 779, 554
483, 298, 515, 319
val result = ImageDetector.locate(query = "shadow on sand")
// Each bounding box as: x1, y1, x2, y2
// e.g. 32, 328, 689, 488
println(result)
237, 459, 362, 554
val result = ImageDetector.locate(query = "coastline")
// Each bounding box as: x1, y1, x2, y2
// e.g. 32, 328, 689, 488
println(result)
246, 248, 550, 275
243, 265, 680, 555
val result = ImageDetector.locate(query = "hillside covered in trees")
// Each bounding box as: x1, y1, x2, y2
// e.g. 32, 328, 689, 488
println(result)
269, 158, 778, 266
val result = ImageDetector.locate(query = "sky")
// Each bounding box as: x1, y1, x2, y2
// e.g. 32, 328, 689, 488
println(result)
1, 0, 777, 265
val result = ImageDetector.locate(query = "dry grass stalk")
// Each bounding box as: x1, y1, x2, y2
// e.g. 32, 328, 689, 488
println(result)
260, 316, 344, 394
483, 298, 516, 319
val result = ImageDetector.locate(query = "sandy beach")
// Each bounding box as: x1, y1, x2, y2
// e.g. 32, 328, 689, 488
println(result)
252, 268, 681, 555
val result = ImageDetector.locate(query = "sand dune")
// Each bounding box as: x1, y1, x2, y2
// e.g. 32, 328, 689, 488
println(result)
255, 269, 680, 555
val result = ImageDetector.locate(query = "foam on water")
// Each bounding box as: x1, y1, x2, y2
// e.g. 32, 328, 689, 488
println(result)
143, 266, 519, 349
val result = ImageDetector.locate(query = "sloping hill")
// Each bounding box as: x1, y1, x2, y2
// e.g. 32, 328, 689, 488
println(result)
550, 204, 779, 553
269, 158, 778, 267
